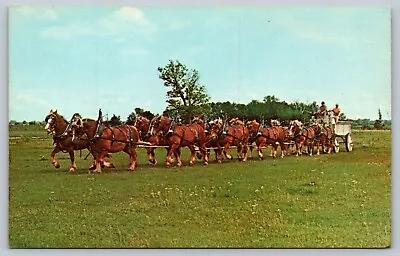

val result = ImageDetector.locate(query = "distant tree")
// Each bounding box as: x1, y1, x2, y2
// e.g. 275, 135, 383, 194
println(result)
126, 108, 156, 125
135, 107, 155, 120
28, 121, 36, 125
126, 112, 136, 125
378, 108, 382, 121
108, 114, 121, 126
339, 113, 347, 121
374, 108, 384, 129
158, 60, 210, 123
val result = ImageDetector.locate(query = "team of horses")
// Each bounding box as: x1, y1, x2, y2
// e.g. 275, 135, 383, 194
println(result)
44, 109, 337, 173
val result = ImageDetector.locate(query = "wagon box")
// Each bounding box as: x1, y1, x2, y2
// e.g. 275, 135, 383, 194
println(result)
333, 121, 354, 152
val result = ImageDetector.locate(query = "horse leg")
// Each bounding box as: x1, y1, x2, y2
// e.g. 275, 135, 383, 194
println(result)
237, 144, 243, 161
280, 142, 286, 158
248, 145, 254, 159
166, 144, 178, 167
272, 144, 278, 158
296, 141, 302, 156
213, 148, 220, 162
128, 148, 138, 171
68, 150, 77, 172
92, 153, 103, 174
147, 147, 157, 165
188, 145, 196, 166
175, 146, 183, 167
50, 147, 62, 169
223, 143, 233, 160
316, 140, 321, 155
327, 138, 332, 154
242, 143, 248, 162
198, 143, 209, 165
257, 143, 264, 160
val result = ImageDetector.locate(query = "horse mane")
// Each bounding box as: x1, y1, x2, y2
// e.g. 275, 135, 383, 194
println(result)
82, 118, 96, 122
51, 112, 68, 124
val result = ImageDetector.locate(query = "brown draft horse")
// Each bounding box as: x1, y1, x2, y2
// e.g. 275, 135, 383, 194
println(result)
134, 115, 169, 165
44, 109, 112, 172
192, 116, 221, 162
70, 114, 140, 173
156, 115, 209, 167
246, 119, 286, 159
314, 124, 335, 154
208, 117, 249, 163
288, 120, 319, 156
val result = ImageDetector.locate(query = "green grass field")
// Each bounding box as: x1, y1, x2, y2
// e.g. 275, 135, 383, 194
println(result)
8, 125, 391, 248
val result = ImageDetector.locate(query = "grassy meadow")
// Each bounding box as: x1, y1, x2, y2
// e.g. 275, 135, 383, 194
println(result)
8, 125, 391, 248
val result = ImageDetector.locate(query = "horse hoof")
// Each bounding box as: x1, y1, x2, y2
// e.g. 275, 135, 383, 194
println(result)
54, 163, 60, 169
69, 168, 76, 172
103, 162, 115, 168
203, 162, 208, 166
88, 165, 96, 171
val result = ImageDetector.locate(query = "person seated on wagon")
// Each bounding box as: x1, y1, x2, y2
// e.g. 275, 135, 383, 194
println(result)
316, 101, 327, 116
331, 103, 341, 123
311, 101, 319, 119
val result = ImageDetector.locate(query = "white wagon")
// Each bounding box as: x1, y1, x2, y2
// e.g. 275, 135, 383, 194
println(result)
333, 121, 353, 152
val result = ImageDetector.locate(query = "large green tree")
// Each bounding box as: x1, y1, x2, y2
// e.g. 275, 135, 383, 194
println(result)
158, 60, 210, 122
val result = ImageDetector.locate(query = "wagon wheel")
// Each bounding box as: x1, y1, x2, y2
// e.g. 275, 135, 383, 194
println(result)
345, 133, 353, 152
333, 136, 340, 153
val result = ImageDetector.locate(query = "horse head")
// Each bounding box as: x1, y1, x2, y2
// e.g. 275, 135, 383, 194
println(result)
44, 109, 68, 135
208, 118, 224, 139
311, 123, 323, 135
246, 120, 260, 134
69, 113, 86, 142
288, 120, 302, 137
134, 116, 150, 137
44, 109, 58, 134
159, 115, 172, 133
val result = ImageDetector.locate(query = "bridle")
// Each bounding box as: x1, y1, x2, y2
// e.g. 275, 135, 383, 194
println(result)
45, 113, 70, 138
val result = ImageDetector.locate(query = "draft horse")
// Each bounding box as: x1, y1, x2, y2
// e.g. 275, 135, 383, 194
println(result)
314, 124, 335, 154
246, 119, 287, 159
70, 112, 140, 173
134, 115, 169, 165
288, 120, 318, 156
156, 115, 209, 167
208, 117, 249, 163
44, 109, 112, 172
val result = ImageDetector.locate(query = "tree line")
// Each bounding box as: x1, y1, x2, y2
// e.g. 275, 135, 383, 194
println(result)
11, 59, 390, 129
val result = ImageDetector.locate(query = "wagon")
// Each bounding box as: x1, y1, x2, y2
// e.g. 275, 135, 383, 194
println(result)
333, 121, 353, 152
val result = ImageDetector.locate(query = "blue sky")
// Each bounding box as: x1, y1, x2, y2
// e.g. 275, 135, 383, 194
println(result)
9, 6, 391, 121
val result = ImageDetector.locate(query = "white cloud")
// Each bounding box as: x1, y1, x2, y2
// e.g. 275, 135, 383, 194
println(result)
39, 6, 156, 41
40, 24, 96, 39
98, 6, 156, 37
13, 93, 51, 109
15, 6, 58, 21
114, 6, 149, 26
